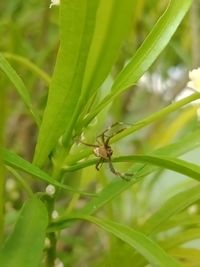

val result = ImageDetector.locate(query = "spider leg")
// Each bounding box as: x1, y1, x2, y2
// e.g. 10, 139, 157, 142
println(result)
105, 122, 132, 145
79, 140, 98, 148
107, 156, 132, 181
105, 126, 129, 145
96, 158, 104, 171
96, 136, 103, 146
96, 122, 128, 146
107, 157, 119, 176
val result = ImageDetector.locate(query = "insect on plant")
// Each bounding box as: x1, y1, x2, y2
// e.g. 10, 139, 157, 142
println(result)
80, 123, 133, 181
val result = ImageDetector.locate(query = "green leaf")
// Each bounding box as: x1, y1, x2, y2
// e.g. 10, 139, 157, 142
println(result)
0, 53, 40, 125
1, 148, 95, 196
64, 148, 200, 183
163, 228, 200, 249
3, 52, 51, 85
33, 0, 99, 166
76, 0, 134, 125
111, 93, 200, 144
51, 129, 200, 227
51, 215, 182, 267
82, 0, 193, 126
0, 197, 48, 267
170, 248, 200, 263
64, 93, 200, 165
112, 154, 200, 183
141, 185, 200, 234
159, 213, 200, 232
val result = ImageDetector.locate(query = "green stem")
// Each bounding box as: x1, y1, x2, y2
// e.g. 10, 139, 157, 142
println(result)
111, 92, 200, 143
65, 92, 200, 165
45, 166, 62, 267
46, 232, 57, 267
0, 82, 5, 242
3, 52, 51, 86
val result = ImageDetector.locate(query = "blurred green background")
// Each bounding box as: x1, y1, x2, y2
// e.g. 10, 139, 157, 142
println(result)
1, 1, 200, 267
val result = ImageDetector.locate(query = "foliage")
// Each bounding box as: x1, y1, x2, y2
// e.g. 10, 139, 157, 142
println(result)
1, 1, 200, 267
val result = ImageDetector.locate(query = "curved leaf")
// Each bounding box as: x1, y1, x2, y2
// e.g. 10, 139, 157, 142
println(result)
65, 93, 200, 165
0, 197, 48, 267
76, 0, 134, 127
33, 0, 99, 166
3, 52, 51, 85
50, 215, 182, 267
1, 148, 95, 196
163, 228, 200, 249
64, 153, 200, 183
0, 53, 40, 125
142, 185, 200, 234
61, 129, 200, 217
82, 0, 193, 126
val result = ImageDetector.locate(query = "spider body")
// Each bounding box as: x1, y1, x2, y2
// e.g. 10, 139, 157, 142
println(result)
93, 145, 113, 159
80, 122, 132, 180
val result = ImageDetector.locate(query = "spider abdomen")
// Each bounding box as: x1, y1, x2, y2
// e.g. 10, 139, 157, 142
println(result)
93, 145, 113, 159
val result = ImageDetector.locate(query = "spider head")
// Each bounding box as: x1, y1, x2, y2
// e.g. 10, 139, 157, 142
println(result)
93, 145, 113, 159
106, 145, 113, 157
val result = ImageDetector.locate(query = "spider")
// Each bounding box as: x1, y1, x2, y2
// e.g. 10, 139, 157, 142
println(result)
80, 123, 133, 181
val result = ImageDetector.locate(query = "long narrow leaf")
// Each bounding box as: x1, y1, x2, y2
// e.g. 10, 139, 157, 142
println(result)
65, 93, 200, 165
0, 53, 40, 125
52, 129, 200, 226
64, 153, 200, 184
50, 215, 182, 267
34, 0, 99, 166
76, 0, 134, 127
141, 185, 200, 234
82, 0, 193, 126
0, 197, 48, 267
3, 52, 51, 85
1, 148, 95, 196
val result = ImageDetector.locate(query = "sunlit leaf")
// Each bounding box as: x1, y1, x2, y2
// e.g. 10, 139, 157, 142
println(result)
0, 53, 40, 125
0, 197, 48, 267
142, 185, 200, 234
33, 0, 99, 166
52, 129, 200, 225
82, 0, 193, 126
50, 215, 182, 267
1, 148, 95, 196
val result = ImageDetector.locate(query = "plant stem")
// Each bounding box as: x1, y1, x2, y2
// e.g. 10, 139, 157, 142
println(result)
45, 166, 62, 267
110, 92, 200, 143
65, 92, 200, 165
0, 81, 5, 242
46, 232, 57, 267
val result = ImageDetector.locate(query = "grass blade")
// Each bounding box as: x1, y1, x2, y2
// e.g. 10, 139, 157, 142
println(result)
0, 197, 48, 267
3, 52, 51, 85
0, 53, 40, 125
34, 0, 99, 166
142, 185, 200, 234
61, 129, 200, 217
76, 0, 134, 127
82, 0, 193, 126
50, 215, 182, 267
1, 148, 95, 196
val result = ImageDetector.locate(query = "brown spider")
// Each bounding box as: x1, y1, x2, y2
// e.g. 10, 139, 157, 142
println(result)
80, 123, 132, 181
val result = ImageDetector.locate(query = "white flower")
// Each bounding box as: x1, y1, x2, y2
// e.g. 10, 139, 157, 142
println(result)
187, 204, 198, 215
6, 178, 16, 192
49, 0, 60, 8
44, 238, 51, 248
45, 185, 56, 196
187, 68, 200, 92
51, 210, 59, 220
55, 258, 64, 267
